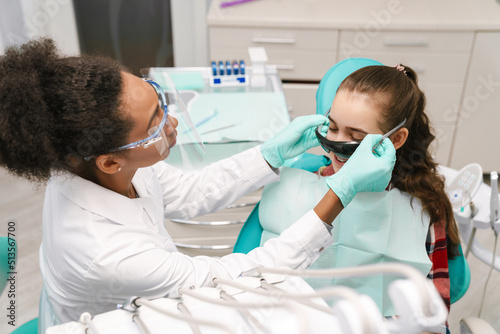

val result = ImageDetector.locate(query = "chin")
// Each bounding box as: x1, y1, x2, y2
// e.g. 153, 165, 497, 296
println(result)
160, 149, 171, 161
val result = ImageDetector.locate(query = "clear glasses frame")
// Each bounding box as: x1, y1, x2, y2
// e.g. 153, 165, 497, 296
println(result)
111, 80, 169, 152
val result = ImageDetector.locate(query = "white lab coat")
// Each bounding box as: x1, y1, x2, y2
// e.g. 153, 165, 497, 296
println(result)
39, 146, 334, 324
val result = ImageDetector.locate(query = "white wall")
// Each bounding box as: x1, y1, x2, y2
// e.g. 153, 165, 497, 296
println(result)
0, 28, 4, 54
0, 0, 80, 55
0, 0, 28, 52
171, 0, 213, 67
41, 0, 80, 55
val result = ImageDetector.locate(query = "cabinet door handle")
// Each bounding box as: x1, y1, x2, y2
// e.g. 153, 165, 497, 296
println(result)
170, 219, 245, 226
174, 242, 233, 250
251, 37, 295, 44
273, 64, 295, 70
384, 39, 429, 47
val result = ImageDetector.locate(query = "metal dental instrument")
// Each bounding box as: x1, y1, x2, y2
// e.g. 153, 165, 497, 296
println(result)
372, 118, 407, 152
200, 123, 238, 135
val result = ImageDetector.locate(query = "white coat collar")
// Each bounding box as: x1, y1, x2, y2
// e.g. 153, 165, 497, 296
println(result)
51, 168, 159, 226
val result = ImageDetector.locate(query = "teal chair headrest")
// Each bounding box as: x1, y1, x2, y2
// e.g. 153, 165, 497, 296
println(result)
315, 58, 384, 116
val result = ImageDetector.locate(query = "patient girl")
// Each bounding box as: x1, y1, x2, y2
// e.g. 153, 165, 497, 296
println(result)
323, 62, 458, 300
258, 61, 459, 321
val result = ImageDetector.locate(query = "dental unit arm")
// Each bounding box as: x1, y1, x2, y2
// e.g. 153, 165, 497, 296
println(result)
448, 165, 500, 271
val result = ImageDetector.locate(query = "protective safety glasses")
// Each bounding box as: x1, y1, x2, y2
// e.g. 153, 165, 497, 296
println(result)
315, 130, 360, 155
112, 80, 171, 153
315, 108, 406, 156
141, 69, 205, 170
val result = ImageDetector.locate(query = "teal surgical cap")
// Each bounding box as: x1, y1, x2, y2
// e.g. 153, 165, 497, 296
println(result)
315, 58, 384, 115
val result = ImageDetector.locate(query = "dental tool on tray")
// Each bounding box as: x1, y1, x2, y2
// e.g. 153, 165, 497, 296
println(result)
200, 123, 238, 135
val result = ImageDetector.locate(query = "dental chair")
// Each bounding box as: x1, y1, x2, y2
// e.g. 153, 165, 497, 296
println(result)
234, 58, 472, 332
0, 237, 38, 334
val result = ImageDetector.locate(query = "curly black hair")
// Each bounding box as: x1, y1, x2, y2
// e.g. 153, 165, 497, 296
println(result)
0, 38, 133, 182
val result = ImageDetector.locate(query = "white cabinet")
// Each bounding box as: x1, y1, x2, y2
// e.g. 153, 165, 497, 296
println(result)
450, 32, 500, 172
282, 83, 318, 119
282, 82, 325, 156
209, 27, 338, 81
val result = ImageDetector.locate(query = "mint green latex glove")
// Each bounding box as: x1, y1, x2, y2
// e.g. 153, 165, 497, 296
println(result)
327, 134, 396, 207
261, 115, 328, 168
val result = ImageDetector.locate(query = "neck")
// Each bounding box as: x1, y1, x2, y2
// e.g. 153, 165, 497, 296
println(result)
75, 165, 138, 199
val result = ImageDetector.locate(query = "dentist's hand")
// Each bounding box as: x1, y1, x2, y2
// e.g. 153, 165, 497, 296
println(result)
326, 134, 396, 207
261, 115, 328, 168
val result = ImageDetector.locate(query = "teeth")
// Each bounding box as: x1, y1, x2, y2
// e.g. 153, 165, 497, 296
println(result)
337, 156, 348, 163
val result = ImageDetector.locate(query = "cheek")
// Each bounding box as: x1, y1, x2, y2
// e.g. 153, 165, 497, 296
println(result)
331, 158, 341, 173
138, 146, 163, 163
329, 151, 336, 161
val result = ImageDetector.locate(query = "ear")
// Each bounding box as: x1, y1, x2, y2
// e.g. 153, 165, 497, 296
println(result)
95, 154, 123, 175
390, 128, 409, 150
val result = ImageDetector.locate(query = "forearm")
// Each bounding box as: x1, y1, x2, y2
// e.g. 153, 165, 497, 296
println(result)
314, 189, 344, 225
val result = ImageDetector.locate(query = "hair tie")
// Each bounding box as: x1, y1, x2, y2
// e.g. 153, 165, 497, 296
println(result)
394, 64, 407, 75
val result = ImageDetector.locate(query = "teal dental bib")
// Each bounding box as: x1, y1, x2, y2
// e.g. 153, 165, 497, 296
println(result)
259, 167, 432, 316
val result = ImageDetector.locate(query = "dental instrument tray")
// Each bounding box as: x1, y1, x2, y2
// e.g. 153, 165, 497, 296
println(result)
210, 60, 249, 87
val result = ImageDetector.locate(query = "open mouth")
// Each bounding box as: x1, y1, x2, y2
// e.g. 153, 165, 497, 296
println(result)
334, 154, 349, 165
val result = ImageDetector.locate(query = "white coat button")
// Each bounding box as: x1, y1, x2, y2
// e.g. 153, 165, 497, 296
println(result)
319, 247, 324, 252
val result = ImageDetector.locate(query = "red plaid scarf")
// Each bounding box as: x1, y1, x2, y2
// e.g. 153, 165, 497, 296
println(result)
426, 218, 451, 312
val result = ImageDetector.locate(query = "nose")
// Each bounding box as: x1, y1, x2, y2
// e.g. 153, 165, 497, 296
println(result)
165, 115, 178, 141
326, 129, 350, 142
168, 115, 178, 129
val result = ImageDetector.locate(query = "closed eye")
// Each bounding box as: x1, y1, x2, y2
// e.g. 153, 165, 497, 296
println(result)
351, 134, 365, 142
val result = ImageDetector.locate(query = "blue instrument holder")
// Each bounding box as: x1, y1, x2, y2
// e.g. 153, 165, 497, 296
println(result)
210, 59, 248, 87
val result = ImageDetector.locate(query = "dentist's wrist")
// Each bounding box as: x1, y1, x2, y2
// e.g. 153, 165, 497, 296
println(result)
313, 189, 344, 225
